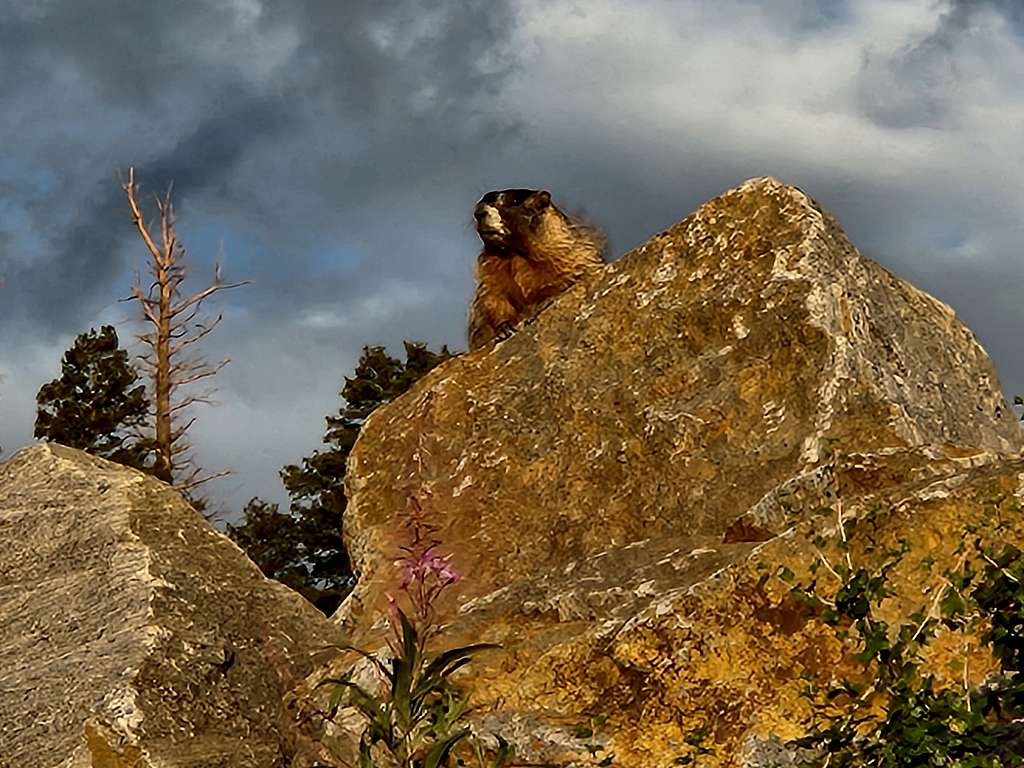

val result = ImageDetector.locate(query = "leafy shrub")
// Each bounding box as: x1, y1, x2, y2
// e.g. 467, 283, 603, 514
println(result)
785, 505, 1024, 766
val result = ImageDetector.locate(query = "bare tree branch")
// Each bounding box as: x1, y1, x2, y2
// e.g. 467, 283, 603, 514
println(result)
170, 279, 249, 318
120, 168, 247, 497
170, 417, 198, 443
169, 395, 214, 413
170, 303, 202, 332
175, 361, 228, 386
170, 315, 222, 357
122, 168, 164, 263
175, 468, 232, 494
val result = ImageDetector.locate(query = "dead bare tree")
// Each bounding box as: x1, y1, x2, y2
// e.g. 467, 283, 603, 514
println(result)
120, 167, 248, 494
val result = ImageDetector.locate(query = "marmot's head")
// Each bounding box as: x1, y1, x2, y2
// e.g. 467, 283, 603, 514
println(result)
474, 188, 556, 255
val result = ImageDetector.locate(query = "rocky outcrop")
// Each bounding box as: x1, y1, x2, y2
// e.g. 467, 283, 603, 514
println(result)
338, 176, 1019, 630
7, 178, 1018, 767
327, 178, 1023, 765
0, 444, 343, 768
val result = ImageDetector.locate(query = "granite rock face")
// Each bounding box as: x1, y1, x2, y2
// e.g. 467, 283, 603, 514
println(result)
584, 447, 1024, 767
325, 178, 1023, 765
339, 176, 1019, 627
0, 444, 343, 768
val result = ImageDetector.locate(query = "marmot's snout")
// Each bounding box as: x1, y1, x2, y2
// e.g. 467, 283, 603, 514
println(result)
474, 200, 507, 240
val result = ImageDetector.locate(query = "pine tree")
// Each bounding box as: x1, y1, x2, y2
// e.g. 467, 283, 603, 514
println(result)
229, 341, 452, 615
226, 497, 306, 587
35, 325, 153, 471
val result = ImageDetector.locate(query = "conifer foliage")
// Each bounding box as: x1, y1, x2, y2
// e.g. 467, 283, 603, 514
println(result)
35, 325, 153, 471
228, 341, 452, 615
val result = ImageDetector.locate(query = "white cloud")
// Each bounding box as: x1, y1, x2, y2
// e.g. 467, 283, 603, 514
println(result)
294, 280, 435, 331
0, 340, 69, 459
502, 0, 1024, 241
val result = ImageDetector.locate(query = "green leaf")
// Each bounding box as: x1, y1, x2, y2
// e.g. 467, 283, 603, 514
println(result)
358, 740, 375, 768
318, 676, 387, 725
389, 610, 423, 733
430, 691, 471, 737
487, 735, 513, 768
397, 608, 420, 661
421, 644, 499, 681
327, 680, 347, 715
423, 728, 470, 768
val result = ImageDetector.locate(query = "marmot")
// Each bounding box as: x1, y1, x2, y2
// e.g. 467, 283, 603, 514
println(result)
467, 188, 606, 351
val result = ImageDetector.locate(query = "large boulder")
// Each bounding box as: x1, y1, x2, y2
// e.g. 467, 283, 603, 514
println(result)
0, 444, 343, 767
324, 178, 1023, 765
339, 176, 1019, 629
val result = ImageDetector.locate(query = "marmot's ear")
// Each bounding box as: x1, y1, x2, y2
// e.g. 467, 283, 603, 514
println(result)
528, 190, 551, 210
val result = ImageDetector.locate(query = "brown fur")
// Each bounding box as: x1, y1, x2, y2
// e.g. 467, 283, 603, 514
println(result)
468, 189, 606, 350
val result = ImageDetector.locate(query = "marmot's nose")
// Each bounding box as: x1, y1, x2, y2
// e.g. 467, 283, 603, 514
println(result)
474, 205, 489, 221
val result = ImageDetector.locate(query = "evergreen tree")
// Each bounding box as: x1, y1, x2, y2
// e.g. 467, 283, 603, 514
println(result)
229, 341, 452, 615
35, 325, 153, 471
226, 497, 306, 587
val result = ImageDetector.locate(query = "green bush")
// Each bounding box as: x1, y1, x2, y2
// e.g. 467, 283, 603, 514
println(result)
784, 507, 1024, 766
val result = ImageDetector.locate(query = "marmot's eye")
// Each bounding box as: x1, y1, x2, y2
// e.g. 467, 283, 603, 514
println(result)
527, 191, 551, 210
503, 189, 533, 206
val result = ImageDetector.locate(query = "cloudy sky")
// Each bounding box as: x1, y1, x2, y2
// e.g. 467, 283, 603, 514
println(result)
1, 0, 1022, 520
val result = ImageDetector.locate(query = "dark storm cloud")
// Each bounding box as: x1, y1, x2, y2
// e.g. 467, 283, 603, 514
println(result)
947, 0, 1024, 33
137, 93, 294, 208
4, 0, 1023, 516
854, 0, 1024, 129
286, 1, 515, 112
0, 0, 519, 334
232, 0, 522, 260
855, 11, 963, 129
0, 87, 294, 339
1, 2, 283, 108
